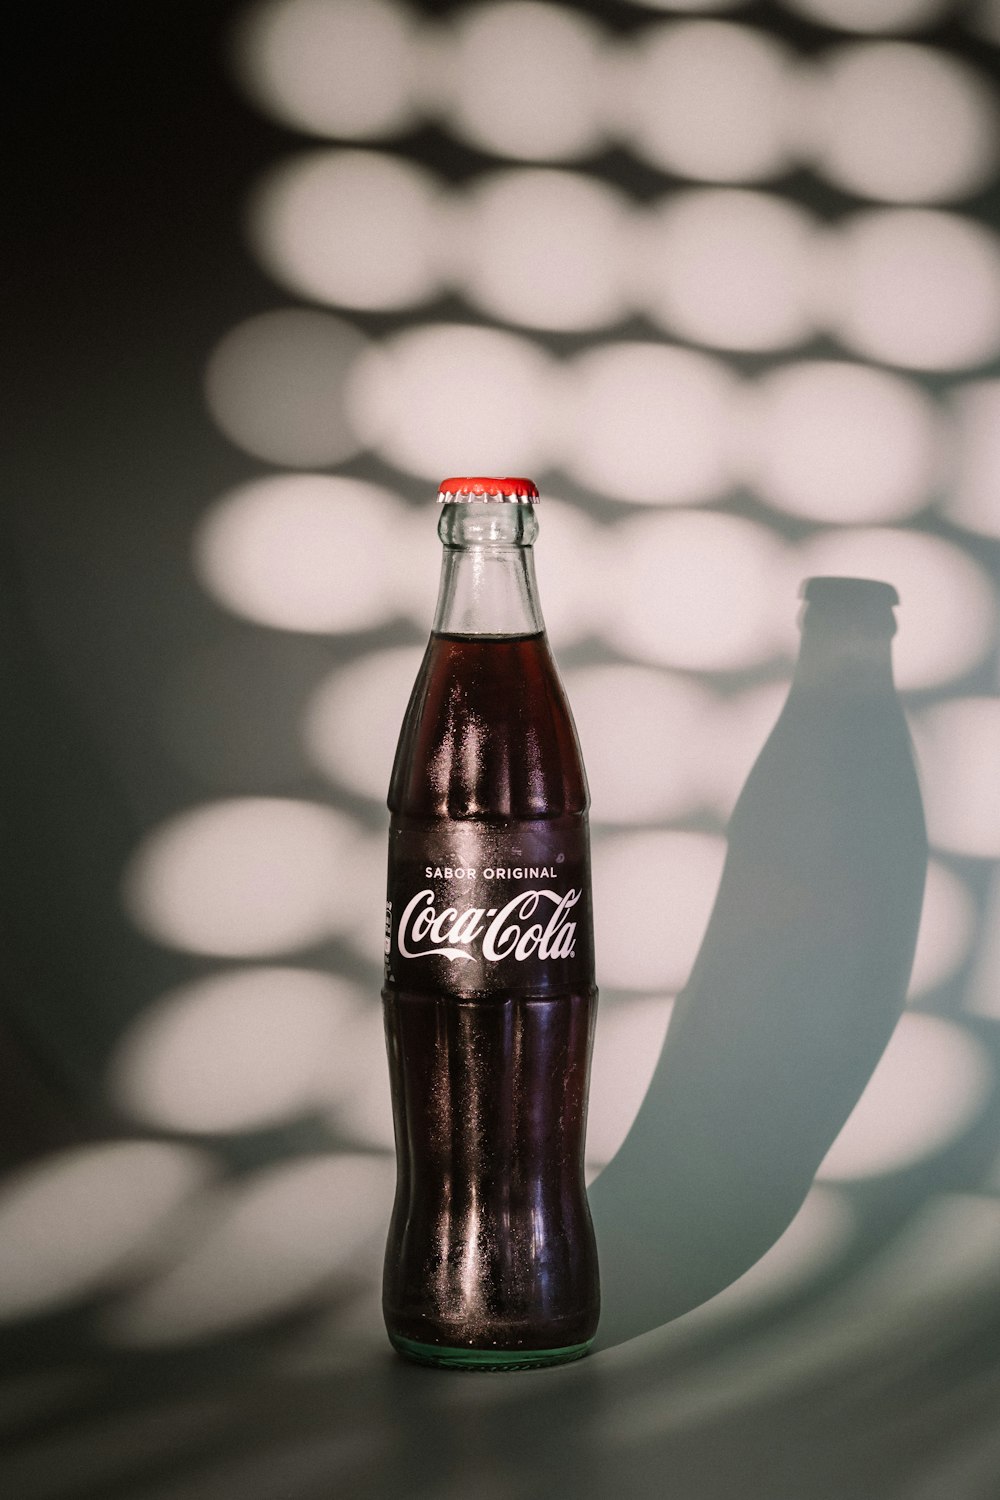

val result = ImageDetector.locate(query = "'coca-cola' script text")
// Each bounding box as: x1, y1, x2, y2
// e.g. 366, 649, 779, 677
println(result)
396, 888, 580, 964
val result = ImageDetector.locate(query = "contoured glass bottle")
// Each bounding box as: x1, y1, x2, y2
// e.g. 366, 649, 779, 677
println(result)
382, 476, 600, 1371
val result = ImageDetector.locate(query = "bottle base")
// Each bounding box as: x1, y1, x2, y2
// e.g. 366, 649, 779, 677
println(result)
389, 1333, 593, 1372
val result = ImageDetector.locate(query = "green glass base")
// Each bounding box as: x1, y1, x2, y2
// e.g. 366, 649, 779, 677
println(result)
390, 1333, 593, 1372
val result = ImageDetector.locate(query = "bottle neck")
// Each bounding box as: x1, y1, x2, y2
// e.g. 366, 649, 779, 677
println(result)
432, 502, 545, 637
792, 602, 897, 696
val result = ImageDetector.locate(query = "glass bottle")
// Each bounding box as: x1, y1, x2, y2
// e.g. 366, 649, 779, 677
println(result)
382, 477, 600, 1370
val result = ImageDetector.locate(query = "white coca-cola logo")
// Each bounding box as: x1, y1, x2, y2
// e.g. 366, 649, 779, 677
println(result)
397, 887, 579, 964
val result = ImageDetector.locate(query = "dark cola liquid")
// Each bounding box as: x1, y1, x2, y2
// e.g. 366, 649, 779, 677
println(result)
383, 632, 600, 1367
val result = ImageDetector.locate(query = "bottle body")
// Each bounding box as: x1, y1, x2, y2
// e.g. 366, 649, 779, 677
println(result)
382, 501, 599, 1369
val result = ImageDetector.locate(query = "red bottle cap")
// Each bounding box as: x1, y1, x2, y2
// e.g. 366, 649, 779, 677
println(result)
437, 476, 540, 504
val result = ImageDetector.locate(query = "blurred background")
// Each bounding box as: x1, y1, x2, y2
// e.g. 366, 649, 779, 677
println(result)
5, 0, 1000, 1495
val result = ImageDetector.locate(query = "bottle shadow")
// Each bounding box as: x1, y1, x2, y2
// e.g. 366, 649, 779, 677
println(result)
588, 578, 929, 1349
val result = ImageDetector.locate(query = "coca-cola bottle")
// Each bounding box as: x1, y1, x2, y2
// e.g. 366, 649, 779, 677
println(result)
382, 476, 600, 1369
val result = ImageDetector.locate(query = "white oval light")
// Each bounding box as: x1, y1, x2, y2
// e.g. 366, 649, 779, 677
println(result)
908, 860, 976, 999
109, 967, 366, 1134
563, 665, 716, 823
123, 798, 364, 957
324, 1002, 396, 1151
741, 361, 942, 524
457, 169, 629, 331
586, 995, 675, 1171
795, 527, 996, 692
966, 869, 1000, 1018
303, 646, 425, 804
913, 697, 1000, 859
103, 1154, 393, 1344
781, 0, 950, 30
444, 2, 606, 162
560, 343, 739, 505
232, 0, 417, 139
699, 681, 789, 821
636, 189, 819, 351
807, 43, 997, 204
621, 22, 796, 183
193, 474, 406, 634
248, 150, 444, 312
947, 379, 1000, 540
629, 0, 750, 9
605, 511, 790, 672
347, 324, 556, 480
593, 830, 725, 992
0, 1143, 211, 1319
819, 1013, 992, 1180
825, 210, 1000, 371
529, 497, 603, 649
204, 309, 368, 467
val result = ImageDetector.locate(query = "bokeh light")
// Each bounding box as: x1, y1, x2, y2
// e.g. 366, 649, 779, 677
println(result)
330, 833, 388, 969
563, 665, 715, 823
347, 323, 556, 480
835, 1195, 1000, 1334
303, 646, 424, 803
456, 170, 629, 331
740, 360, 942, 524
204, 309, 368, 467
635, 189, 819, 351
620, 22, 796, 183
913, 697, 1000, 858
665, 1188, 856, 1340
908, 860, 977, 998
232, 0, 417, 139
629, 1194, 1000, 1430
781, 0, 952, 31
606, 1189, 855, 1425
593, 830, 726, 991
528, 496, 603, 648
806, 44, 997, 204
947, 378, 1000, 539
323, 1001, 395, 1150
699, 681, 788, 819
123, 798, 364, 956
605, 511, 789, 672
630, 0, 750, 10
794, 527, 996, 690
818, 1013, 992, 1179
248, 150, 444, 311
0, 1143, 212, 1319
825, 210, 1000, 370
586, 996, 675, 1171
103, 1154, 393, 1344
108, 967, 366, 1134
617, 1197, 1000, 1450
193, 473, 404, 634
559, 343, 738, 505
443, 3, 606, 162
966, 871, 1000, 1018
381, 503, 443, 630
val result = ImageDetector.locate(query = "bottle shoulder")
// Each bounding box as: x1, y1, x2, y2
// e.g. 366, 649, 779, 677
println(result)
388, 632, 589, 820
